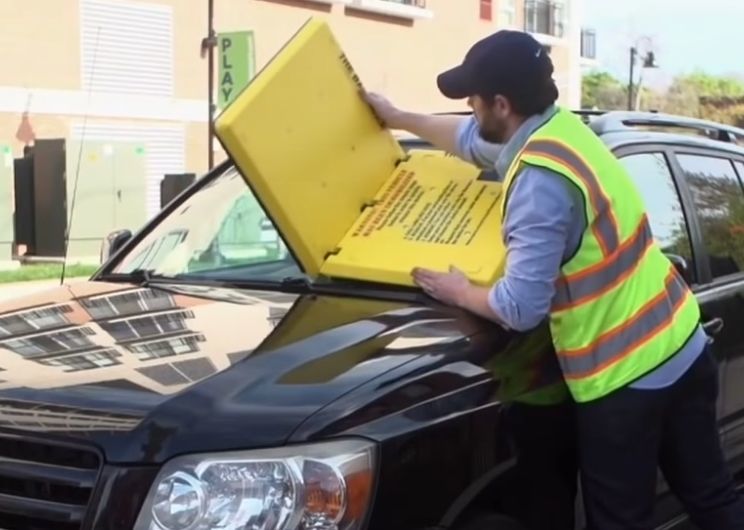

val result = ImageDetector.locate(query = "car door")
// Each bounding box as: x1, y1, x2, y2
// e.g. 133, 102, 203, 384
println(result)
667, 147, 744, 476
610, 145, 723, 525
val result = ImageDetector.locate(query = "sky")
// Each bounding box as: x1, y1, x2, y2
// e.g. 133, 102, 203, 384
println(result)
581, 0, 744, 88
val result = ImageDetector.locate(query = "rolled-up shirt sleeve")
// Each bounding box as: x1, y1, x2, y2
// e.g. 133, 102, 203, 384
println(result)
488, 166, 577, 332
454, 115, 504, 170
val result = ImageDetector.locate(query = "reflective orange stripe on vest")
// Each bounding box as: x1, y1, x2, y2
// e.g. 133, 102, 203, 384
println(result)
522, 139, 621, 256
557, 266, 690, 380
552, 215, 655, 312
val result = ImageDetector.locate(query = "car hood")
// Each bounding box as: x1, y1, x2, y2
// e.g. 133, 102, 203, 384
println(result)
0, 280, 473, 462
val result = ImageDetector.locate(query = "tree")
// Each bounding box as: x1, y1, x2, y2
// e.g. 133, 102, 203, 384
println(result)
677, 71, 744, 98
581, 70, 627, 110
580, 70, 744, 127
700, 96, 744, 128
651, 71, 744, 121
684, 170, 744, 276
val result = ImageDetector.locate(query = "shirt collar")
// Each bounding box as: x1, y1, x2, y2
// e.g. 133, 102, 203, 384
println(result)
495, 104, 560, 178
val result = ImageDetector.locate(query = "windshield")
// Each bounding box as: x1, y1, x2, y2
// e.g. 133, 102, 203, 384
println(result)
110, 164, 303, 283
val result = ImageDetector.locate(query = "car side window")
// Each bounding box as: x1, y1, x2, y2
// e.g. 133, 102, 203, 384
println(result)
676, 153, 744, 280
735, 160, 744, 181
618, 152, 695, 275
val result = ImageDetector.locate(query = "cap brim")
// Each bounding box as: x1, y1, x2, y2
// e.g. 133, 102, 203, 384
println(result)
436, 64, 475, 100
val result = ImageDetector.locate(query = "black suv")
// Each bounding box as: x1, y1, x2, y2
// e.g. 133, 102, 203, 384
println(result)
1, 110, 744, 530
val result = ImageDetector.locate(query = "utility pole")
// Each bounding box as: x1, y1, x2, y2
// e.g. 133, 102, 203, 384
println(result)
202, 0, 217, 170
628, 40, 658, 111
628, 47, 636, 111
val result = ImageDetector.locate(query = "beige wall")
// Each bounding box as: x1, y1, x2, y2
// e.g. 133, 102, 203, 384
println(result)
171, 0, 574, 112
0, 112, 188, 160
0, 0, 579, 176
0, 0, 81, 90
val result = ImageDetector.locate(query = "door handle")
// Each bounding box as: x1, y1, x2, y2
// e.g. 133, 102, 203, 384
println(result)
703, 317, 724, 337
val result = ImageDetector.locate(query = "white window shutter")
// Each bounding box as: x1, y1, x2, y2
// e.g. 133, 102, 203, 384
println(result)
80, 0, 174, 97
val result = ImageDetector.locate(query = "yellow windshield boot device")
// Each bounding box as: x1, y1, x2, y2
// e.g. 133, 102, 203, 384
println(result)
214, 18, 507, 288
500, 107, 701, 403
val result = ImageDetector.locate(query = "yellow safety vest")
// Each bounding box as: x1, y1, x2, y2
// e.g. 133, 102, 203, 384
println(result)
486, 323, 570, 406
500, 107, 701, 403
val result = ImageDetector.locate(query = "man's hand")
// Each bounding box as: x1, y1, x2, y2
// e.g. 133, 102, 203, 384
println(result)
411, 265, 470, 307
411, 265, 509, 328
362, 91, 405, 129
360, 90, 467, 153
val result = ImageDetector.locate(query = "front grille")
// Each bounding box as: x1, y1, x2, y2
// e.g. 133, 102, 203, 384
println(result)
0, 435, 100, 530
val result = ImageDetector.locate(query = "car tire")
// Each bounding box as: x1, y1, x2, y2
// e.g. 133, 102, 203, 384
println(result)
454, 513, 527, 530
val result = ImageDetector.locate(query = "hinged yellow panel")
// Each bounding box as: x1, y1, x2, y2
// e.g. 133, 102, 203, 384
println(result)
215, 17, 508, 288
215, 17, 404, 277
322, 150, 507, 286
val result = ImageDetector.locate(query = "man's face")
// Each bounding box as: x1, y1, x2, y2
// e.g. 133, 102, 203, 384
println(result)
468, 94, 510, 144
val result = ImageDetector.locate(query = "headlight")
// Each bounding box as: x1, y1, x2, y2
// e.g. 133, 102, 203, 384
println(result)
133, 439, 376, 530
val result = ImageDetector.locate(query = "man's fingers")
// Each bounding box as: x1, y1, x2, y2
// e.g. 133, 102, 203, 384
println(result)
411, 270, 434, 287
411, 267, 439, 280
412, 275, 432, 289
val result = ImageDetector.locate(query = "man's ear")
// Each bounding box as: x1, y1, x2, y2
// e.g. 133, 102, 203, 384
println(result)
493, 94, 511, 116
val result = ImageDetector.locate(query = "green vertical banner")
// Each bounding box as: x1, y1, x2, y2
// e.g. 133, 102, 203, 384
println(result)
217, 31, 256, 109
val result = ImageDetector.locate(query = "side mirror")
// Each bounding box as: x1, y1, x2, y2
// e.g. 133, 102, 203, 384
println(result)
100, 229, 132, 264
666, 253, 693, 285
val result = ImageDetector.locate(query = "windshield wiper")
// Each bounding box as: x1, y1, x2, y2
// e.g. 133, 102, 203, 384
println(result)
279, 276, 310, 288
99, 268, 315, 292
211, 275, 312, 292
97, 268, 168, 284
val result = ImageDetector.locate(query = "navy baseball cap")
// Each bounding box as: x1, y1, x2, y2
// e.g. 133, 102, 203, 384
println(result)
437, 30, 555, 100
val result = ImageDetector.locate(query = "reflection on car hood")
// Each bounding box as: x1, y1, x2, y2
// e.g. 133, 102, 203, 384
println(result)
0, 280, 471, 462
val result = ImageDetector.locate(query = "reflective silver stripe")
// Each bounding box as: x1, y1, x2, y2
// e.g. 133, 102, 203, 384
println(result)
553, 217, 654, 310
524, 139, 620, 255
557, 269, 688, 380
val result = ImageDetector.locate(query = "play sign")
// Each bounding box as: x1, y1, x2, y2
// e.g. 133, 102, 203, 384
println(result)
218, 31, 256, 109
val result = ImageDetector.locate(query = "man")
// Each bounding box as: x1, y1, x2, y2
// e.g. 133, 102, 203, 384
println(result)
364, 29, 744, 530
483, 323, 578, 530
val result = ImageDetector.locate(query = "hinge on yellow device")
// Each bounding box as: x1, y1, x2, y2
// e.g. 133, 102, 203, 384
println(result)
360, 199, 379, 212
324, 247, 342, 260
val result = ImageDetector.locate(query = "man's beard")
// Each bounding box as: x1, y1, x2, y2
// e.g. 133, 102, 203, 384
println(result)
478, 117, 507, 144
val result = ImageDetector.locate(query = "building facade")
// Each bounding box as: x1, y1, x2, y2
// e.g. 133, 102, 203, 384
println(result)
0, 0, 594, 260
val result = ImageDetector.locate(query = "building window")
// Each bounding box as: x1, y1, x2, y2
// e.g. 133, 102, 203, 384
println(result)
380, 0, 427, 6
480, 0, 492, 21
127, 334, 206, 360
137, 358, 217, 387
0, 400, 139, 431
0, 305, 72, 337
81, 289, 175, 320
1, 328, 96, 358
345, 0, 432, 20
581, 29, 597, 60
100, 310, 194, 342
500, 0, 516, 26
80, 0, 174, 97
36, 349, 122, 372
524, 0, 565, 38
